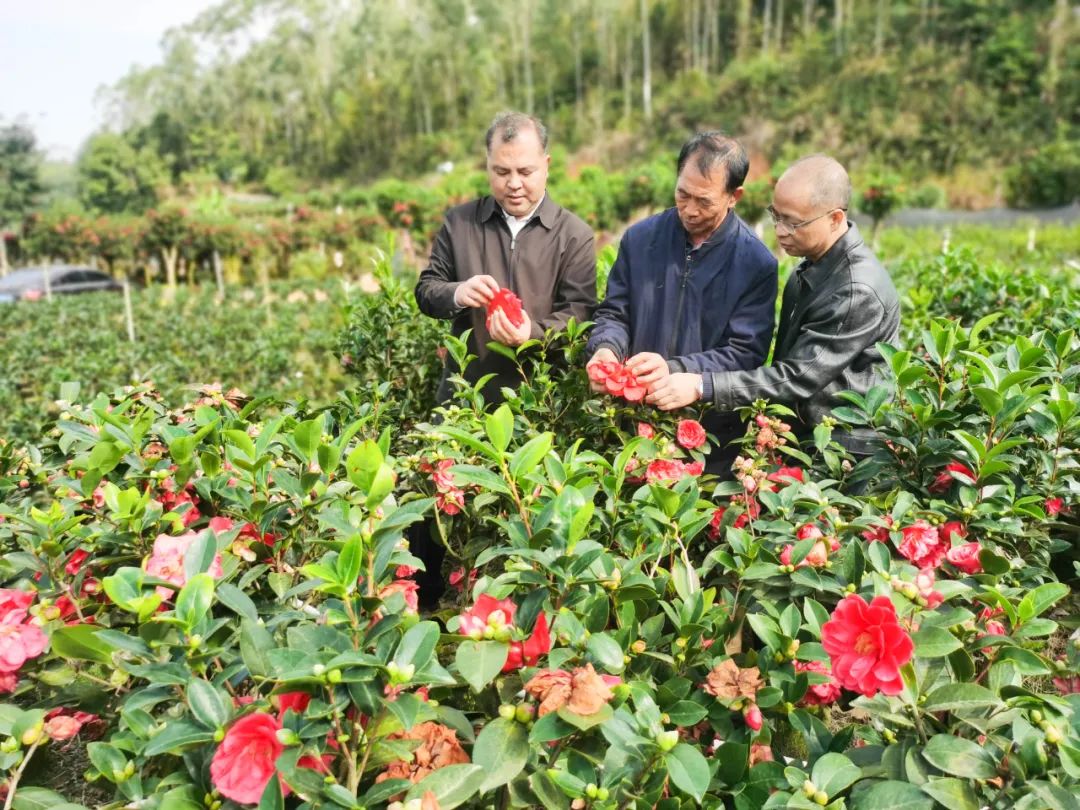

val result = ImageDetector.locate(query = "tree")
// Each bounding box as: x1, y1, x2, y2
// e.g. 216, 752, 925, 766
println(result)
77, 133, 168, 214
0, 122, 43, 227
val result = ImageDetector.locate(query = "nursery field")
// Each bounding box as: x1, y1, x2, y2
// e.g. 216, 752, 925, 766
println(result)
0, 223, 1078, 810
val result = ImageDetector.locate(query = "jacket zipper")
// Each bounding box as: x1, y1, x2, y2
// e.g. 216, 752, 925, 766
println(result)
668, 249, 693, 358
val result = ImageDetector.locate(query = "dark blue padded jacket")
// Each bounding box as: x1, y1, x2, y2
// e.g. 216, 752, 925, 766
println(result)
586, 208, 778, 374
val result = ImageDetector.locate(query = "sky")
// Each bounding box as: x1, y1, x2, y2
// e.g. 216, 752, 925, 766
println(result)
0, 0, 219, 162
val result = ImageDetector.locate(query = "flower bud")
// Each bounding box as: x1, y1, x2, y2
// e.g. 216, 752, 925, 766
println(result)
803, 780, 817, 797
515, 705, 535, 724
814, 790, 829, 805
328, 668, 343, 683
20, 723, 43, 746
743, 704, 763, 731
656, 730, 679, 752
631, 640, 646, 654
275, 728, 300, 746
585, 783, 599, 799
597, 787, 609, 801
498, 704, 517, 720
213, 728, 225, 742
0, 737, 17, 753
312, 663, 326, 677
1045, 725, 1063, 745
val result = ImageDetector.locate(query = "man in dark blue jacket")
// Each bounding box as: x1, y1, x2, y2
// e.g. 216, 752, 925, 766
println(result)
586, 132, 778, 449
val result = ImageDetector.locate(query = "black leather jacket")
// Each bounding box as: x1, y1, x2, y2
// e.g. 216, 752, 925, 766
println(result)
702, 222, 899, 451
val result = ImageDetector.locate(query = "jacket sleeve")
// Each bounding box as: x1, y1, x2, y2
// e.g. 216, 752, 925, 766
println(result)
531, 228, 597, 339
669, 257, 778, 373
584, 236, 633, 359
414, 220, 464, 319
702, 281, 886, 409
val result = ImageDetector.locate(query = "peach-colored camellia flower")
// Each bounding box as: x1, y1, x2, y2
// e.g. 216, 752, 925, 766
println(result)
702, 659, 763, 701
44, 714, 83, 741
145, 531, 224, 599
748, 743, 774, 766
524, 664, 618, 717
376, 722, 470, 784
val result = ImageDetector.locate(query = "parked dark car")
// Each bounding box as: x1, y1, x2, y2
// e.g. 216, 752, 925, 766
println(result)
0, 266, 124, 303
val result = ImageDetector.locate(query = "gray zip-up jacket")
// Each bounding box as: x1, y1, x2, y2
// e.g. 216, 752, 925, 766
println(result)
702, 222, 899, 451
415, 194, 596, 403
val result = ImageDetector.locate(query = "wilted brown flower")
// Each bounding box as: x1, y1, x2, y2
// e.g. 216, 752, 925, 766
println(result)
525, 664, 616, 717
703, 659, 763, 700
376, 722, 469, 784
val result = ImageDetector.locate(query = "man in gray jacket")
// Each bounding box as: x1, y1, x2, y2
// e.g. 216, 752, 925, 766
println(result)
646, 154, 899, 456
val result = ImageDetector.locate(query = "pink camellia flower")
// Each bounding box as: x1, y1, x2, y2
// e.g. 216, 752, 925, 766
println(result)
0, 590, 34, 622
1045, 497, 1064, 516
899, 520, 947, 569
636, 422, 655, 439
794, 660, 841, 706
274, 692, 311, 715
0, 616, 49, 678
64, 549, 90, 577
44, 714, 84, 741
780, 541, 829, 569
928, 461, 976, 494
209, 713, 284, 804
645, 459, 686, 483
946, 542, 982, 574
395, 564, 419, 579
145, 531, 224, 599
796, 524, 824, 541
1052, 673, 1080, 696
821, 594, 914, 697
913, 569, 945, 609
676, 419, 706, 450
448, 568, 477, 592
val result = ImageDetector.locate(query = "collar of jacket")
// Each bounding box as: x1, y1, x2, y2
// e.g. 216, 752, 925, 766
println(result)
683, 206, 740, 254
478, 194, 557, 230
796, 220, 864, 291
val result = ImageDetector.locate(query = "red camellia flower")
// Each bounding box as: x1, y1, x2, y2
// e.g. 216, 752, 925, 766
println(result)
767, 466, 805, 487
645, 458, 704, 483
794, 660, 841, 706
636, 422, 655, 439
861, 515, 894, 543
458, 595, 551, 672
946, 542, 982, 574
210, 713, 284, 804
937, 521, 967, 545
676, 419, 706, 450
898, 520, 947, 569
1046, 497, 1064, 516
821, 594, 914, 697
928, 461, 976, 494
485, 288, 524, 330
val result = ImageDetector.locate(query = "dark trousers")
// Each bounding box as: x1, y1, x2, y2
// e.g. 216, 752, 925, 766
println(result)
408, 519, 446, 610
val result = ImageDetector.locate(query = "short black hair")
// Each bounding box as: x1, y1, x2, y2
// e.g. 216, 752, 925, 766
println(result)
485, 112, 549, 153
676, 132, 749, 193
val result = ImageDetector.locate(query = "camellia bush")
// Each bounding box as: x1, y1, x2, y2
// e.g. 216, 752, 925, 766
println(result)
0, 235, 1078, 809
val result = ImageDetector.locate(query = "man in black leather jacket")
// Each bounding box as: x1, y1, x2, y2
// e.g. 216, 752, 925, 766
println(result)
646, 154, 899, 455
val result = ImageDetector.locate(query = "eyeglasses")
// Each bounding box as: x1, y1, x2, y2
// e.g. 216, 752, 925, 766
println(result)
767, 206, 846, 235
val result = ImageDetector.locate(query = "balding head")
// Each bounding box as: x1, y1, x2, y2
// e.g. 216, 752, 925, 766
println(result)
777, 155, 851, 212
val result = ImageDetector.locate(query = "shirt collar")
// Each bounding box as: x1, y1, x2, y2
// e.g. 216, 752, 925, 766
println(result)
796, 220, 863, 290
684, 209, 739, 253
480, 193, 555, 229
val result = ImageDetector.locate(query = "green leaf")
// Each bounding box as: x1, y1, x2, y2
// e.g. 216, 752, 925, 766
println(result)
394, 621, 440, 671
811, 752, 862, 797
141, 720, 214, 756
920, 777, 981, 810
509, 432, 553, 480
529, 712, 575, 744
665, 742, 711, 804
257, 774, 284, 810
405, 764, 485, 809
187, 679, 231, 730
240, 619, 275, 677
1017, 582, 1069, 623
455, 640, 508, 692
216, 582, 258, 621
472, 717, 530, 792
556, 703, 613, 731
665, 700, 709, 727
484, 404, 514, 453
921, 683, 999, 714
921, 734, 998, 778
11, 789, 88, 810
337, 533, 364, 592
586, 632, 625, 673
850, 781, 934, 810
174, 572, 215, 631
48, 624, 114, 664
345, 439, 383, 492
293, 417, 323, 459
912, 626, 962, 658
223, 429, 257, 460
